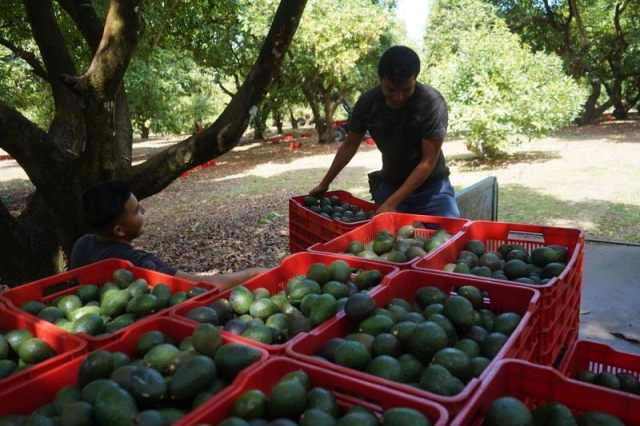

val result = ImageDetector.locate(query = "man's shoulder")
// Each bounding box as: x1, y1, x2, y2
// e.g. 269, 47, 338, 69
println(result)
357, 85, 382, 103
72, 234, 96, 249
415, 82, 445, 102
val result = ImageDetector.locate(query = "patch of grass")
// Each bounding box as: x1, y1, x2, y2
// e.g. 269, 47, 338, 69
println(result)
499, 184, 640, 242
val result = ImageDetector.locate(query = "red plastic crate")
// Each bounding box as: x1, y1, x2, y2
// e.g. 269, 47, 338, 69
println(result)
452, 359, 640, 425
286, 269, 540, 416
309, 212, 470, 269
169, 252, 400, 355
0, 259, 216, 349
289, 190, 377, 253
413, 220, 585, 365
557, 339, 640, 398
0, 316, 269, 424
0, 302, 87, 389
183, 356, 449, 426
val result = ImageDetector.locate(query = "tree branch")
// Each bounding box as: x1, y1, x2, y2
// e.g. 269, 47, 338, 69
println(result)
0, 37, 48, 81
56, 0, 105, 52
126, 0, 309, 200
0, 100, 76, 186
64, 0, 143, 101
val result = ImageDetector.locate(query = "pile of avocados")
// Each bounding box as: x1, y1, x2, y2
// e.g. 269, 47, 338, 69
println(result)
181, 259, 384, 345
0, 329, 57, 380
216, 369, 434, 426
574, 367, 640, 395
484, 396, 625, 426
314, 283, 523, 397
342, 225, 452, 263
0, 323, 263, 426
301, 194, 375, 224
443, 239, 570, 285
18, 268, 207, 337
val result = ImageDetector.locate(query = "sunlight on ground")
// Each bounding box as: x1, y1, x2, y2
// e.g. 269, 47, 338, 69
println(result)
232, 143, 262, 152
547, 218, 597, 232
214, 153, 338, 182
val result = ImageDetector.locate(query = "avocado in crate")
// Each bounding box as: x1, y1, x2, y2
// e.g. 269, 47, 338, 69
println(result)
286, 269, 539, 416
14, 264, 208, 338
559, 339, 640, 397
0, 330, 55, 378
443, 238, 571, 284
481, 395, 625, 426
318, 284, 524, 396
346, 224, 452, 263
187, 357, 449, 425
302, 193, 375, 224
179, 257, 391, 348
452, 359, 639, 426
0, 318, 268, 425
0, 306, 87, 389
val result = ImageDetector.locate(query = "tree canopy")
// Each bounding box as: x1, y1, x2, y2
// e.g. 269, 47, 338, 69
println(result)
482, 0, 640, 124
423, 0, 584, 156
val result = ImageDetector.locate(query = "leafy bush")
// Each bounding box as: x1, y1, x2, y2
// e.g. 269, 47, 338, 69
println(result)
423, 0, 585, 158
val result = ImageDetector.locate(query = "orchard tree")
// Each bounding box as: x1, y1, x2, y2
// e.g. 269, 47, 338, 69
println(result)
424, 0, 584, 157
287, 0, 395, 142
484, 0, 640, 124
0, 0, 307, 287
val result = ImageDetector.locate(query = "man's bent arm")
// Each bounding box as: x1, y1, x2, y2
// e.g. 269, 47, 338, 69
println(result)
175, 267, 269, 292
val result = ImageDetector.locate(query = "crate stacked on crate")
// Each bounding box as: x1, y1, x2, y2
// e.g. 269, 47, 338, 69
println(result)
0, 316, 269, 425
309, 212, 470, 269
285, 269, 540, 416
0, 258, 216, 349
0, 300, 87, 389
169, 252, 400, 356
288, 190, 377, 253
452, 358, 640, 425
185, 356, 449, 426
413, 220, 585, 366
558, 339, 640, 397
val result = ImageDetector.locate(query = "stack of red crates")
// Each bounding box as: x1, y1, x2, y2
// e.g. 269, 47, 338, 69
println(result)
452, 358, 640, 425
288, 190, 377, 253
189, 357, 450, 425
286, 269, 541, 416
168, 252, 400, 356
413, 220, 585, 365
0, 258, 215, 349
0, 316, 269, 425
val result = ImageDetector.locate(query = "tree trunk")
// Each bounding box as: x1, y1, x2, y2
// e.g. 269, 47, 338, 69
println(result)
273, 108, 284, 134
0, 0, 308, 287
577, 81, 611, 125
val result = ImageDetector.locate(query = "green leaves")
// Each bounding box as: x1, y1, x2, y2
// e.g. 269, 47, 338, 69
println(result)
424, 0, 584, 158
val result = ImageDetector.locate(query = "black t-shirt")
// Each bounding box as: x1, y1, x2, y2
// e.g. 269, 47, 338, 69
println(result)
69, 234, 178, 275
349, 82, 449, 184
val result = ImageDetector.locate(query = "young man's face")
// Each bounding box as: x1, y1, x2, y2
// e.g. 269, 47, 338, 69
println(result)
381, 77, 416, 109
114, 194, 145, 240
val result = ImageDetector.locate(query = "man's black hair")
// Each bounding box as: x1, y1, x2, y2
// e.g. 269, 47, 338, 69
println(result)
80, 180, 131, 233
377, 45, 421, 85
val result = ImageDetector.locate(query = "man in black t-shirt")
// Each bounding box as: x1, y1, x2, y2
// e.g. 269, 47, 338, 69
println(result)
70, 181, 268, 291
310, 45, 460, 217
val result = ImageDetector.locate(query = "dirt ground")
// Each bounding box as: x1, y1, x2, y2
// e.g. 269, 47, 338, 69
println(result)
1, 117, 639, 277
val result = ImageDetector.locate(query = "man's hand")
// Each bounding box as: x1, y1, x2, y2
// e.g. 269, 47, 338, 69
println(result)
309, 184, 329, 197
375, 200, 397, 215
